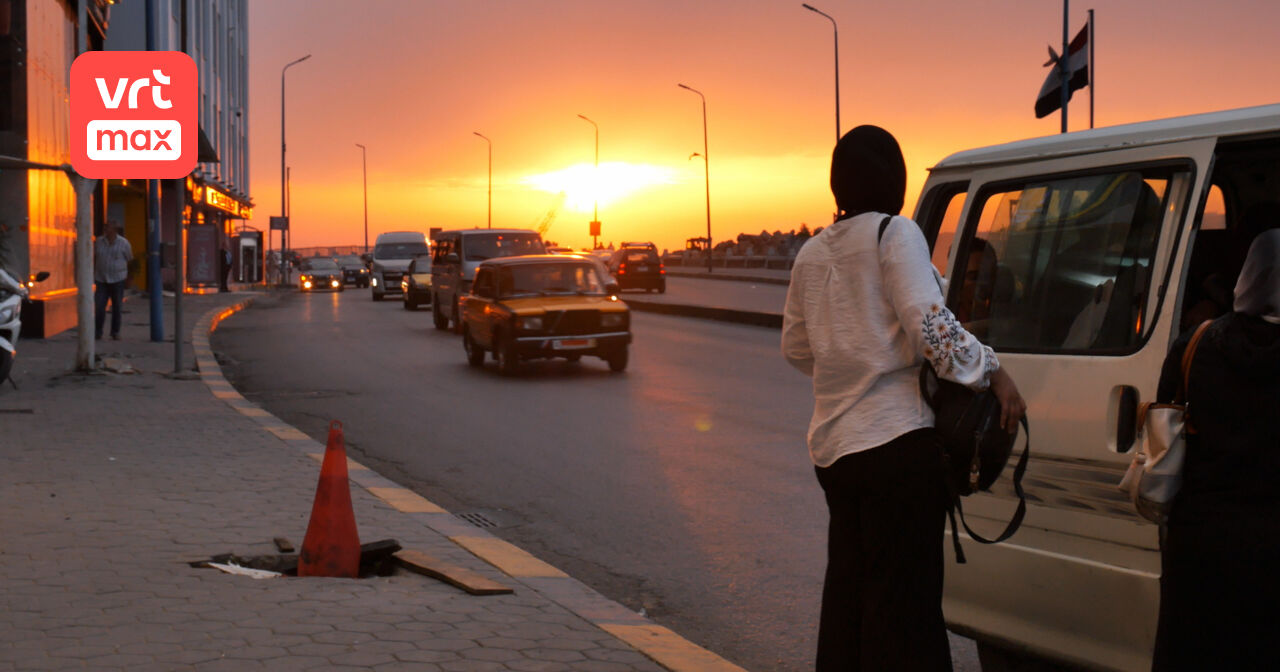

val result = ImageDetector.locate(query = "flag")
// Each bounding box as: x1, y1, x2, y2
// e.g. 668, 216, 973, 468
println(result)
1035, 23, 1089, 119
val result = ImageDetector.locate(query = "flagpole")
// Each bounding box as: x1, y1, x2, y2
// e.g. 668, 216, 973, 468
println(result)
1088, 8, 1095, 129
1060, 0, 1069, 133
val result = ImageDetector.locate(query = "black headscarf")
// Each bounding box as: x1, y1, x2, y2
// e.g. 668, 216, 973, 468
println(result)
830, 125, 907, 219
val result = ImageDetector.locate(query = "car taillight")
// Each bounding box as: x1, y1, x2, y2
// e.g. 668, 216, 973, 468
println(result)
659, 262, 665, 275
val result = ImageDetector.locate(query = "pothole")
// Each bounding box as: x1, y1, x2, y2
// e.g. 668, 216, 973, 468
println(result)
189, 538, 402, 579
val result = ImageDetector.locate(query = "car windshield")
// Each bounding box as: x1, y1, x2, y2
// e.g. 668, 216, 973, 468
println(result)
303, 258, 339, 270
463, 233, 544, 261
498, 263, 605, 297
373, 242, 430, 260
334, 255, 363, 265
410, 256, 431, 272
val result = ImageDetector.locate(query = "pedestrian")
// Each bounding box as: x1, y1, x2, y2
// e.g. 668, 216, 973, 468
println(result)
781, 125, 1025, 671
94, 220, 133, 341
1150, 227, 1280, 671
219, 241, 233, 292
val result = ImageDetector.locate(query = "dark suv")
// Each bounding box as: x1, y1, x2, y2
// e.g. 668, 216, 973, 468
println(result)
608, 243, 665, 293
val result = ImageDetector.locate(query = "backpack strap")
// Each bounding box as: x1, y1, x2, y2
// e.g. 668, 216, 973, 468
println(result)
1179, 320, 1212, 433
946, 415, 1030, 563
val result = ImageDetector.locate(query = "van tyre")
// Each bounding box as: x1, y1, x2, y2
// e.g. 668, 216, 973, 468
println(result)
371, 289, 383, 301
432, 294, 449, 330
606, 346, 628, 373
463, 328, 486, 367
496, 332, 520, 376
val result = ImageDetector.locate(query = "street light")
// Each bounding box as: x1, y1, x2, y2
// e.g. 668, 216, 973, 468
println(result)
576, 114, 600, 248
678, 83, 712, 273
802, 3, 840, 143
355, 143, 368, 253
473, 132, 491, 229
280, 53, 311, 285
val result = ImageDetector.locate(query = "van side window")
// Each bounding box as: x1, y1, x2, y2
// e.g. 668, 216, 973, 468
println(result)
953, 169, 1176, 353
919, 187, 968, 277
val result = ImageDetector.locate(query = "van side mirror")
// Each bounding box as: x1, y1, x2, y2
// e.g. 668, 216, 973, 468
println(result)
446, 253, 460, 265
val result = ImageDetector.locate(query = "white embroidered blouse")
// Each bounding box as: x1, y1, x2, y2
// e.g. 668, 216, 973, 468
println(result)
782, 212, 999, 468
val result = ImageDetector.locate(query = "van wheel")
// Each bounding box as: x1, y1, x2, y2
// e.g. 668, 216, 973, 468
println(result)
463, 327, 486, 367
496, 332, 520, 376
372, 289, 383, 301
606, 346, 628, 373
977, 643, 1072, 672
432, 295, 449, 330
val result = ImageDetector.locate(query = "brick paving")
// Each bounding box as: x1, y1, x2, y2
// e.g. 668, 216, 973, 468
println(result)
0, 290, 672, 672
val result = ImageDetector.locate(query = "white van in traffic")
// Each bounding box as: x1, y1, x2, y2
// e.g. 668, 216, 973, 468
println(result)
430, 228, 545, 331
918, 103, 1280, 672
369, 231, 430, 301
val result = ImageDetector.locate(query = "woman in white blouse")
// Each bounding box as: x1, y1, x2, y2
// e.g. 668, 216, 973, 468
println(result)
782, 125, 1025, 671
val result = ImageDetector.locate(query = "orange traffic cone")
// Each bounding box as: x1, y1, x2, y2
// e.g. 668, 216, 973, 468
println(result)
298, 420, 361, 578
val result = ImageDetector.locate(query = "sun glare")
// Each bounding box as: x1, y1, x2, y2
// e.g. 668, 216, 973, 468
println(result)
524, 162, 675, 213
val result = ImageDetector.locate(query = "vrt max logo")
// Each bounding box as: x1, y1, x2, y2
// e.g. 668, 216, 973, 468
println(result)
71, 51, 197, 178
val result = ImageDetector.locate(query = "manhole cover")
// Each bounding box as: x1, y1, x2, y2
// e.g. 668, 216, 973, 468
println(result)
457, 512, 498, 529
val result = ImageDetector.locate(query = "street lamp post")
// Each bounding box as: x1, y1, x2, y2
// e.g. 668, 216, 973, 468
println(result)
802, 3, 840, 143
678, 83, 712, 273
280, 53, 311, 286
473, 132, 492, 229
356, 143, 368, 253
576, 114, 599, 248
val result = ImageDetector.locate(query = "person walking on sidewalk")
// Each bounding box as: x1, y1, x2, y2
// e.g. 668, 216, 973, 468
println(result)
219, 241, 233, 292
94, 220, 133, 341
781, 125, 1025, 671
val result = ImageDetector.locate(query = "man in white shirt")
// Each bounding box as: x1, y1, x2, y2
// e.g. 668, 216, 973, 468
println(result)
94, 220, 133, 340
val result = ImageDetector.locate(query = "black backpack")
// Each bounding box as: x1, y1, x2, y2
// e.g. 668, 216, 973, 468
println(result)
877, 216, 1030, 563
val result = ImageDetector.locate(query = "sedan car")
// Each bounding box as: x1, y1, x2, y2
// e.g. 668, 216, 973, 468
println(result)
608, 244, 665, 293
400, 255, 433, 310
460, 255, 630, 375
298, 257, 345, 292
334, 254, 370, 287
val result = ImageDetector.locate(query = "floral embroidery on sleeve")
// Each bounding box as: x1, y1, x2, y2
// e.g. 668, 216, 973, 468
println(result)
921, 303, 999, 388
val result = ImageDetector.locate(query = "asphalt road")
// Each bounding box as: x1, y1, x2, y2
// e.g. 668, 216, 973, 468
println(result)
620, 276, 787, 315
212, 289, 980, 672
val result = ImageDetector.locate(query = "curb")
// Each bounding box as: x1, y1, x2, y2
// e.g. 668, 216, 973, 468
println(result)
191, 298, 748, 672
664, 269, 790, 286
625, 298, 783, 330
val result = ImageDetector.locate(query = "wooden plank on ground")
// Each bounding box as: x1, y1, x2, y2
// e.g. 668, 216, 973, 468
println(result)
393, 549, 514, 596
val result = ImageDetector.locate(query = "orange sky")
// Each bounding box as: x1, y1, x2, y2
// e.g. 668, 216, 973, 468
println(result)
245, 1, 1280, 253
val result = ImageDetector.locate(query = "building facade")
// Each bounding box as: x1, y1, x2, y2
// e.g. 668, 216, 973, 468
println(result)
105, 0, 253, 292
0, 0, 110, 337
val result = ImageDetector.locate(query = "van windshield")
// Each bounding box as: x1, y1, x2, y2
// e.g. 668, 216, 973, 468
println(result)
374, 242, 430, 260
463, 233, 544, 261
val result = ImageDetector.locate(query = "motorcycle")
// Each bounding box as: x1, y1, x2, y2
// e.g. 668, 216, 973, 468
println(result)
0, 268, 49, 385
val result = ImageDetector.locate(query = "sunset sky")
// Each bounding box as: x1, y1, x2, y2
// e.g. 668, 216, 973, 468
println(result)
245, 1, 1280, 253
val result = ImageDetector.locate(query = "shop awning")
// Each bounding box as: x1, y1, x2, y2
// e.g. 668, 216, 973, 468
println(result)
198, 127, 220, 163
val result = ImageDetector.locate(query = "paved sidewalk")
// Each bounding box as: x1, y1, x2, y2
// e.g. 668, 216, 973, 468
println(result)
0, 291, 740, 672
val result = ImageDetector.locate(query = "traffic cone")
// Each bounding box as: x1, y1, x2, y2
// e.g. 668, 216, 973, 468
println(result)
297, 420, 361, 578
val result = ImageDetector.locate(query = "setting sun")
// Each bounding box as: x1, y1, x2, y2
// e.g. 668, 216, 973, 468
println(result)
523, 162, 676, 214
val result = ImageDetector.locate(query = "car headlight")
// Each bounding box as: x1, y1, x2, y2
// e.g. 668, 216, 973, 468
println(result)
0, 306, 14, 323
601, 312, 625, 328
371, 277, 378, 287
516, 316, 543, 331
360, 268, 369, 274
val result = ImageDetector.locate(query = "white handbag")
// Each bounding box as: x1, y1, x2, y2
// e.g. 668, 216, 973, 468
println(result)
1118, 320, 1211, 524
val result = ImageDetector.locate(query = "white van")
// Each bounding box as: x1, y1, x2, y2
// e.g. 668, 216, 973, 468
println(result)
430, 228, 545, 331
369, 231, 430, 301
918, 103, 1280, 671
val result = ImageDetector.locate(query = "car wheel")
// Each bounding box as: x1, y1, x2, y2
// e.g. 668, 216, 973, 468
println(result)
606, 346, 628, 373
432, 294, 449, 330
463, 327, 486, 367
404, 293, 417, 310
372, 288, 383, 301
658, 280, 666, 294
496, 332, 520, 376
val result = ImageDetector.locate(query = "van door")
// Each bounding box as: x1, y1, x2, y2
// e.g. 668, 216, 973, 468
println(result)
916, 138, 1216, 671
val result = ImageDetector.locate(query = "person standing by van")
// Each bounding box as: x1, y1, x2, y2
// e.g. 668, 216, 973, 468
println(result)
1151, 228, 1280, 671
782, 126, 1025, 671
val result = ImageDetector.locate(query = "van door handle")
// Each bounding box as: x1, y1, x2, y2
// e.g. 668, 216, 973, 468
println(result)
1109, 385, 1140, 453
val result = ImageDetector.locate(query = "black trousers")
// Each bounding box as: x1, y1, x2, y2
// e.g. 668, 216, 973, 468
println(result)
814, 428, 952, 672
94, 280, 126, 338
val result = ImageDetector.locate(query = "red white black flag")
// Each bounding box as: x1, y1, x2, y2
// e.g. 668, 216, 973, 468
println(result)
1035, 23, 1089, 119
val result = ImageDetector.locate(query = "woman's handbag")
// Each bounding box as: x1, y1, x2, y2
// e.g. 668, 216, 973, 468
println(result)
1117, 320, 1212, 524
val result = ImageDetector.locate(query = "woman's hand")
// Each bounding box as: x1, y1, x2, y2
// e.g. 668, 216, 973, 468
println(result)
989, 367, 1026, 434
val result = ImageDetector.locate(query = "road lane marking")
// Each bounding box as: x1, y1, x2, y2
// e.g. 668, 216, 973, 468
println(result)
367, 486, 446, 513
450, 535, 569, 579
265, 425, 309, 440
